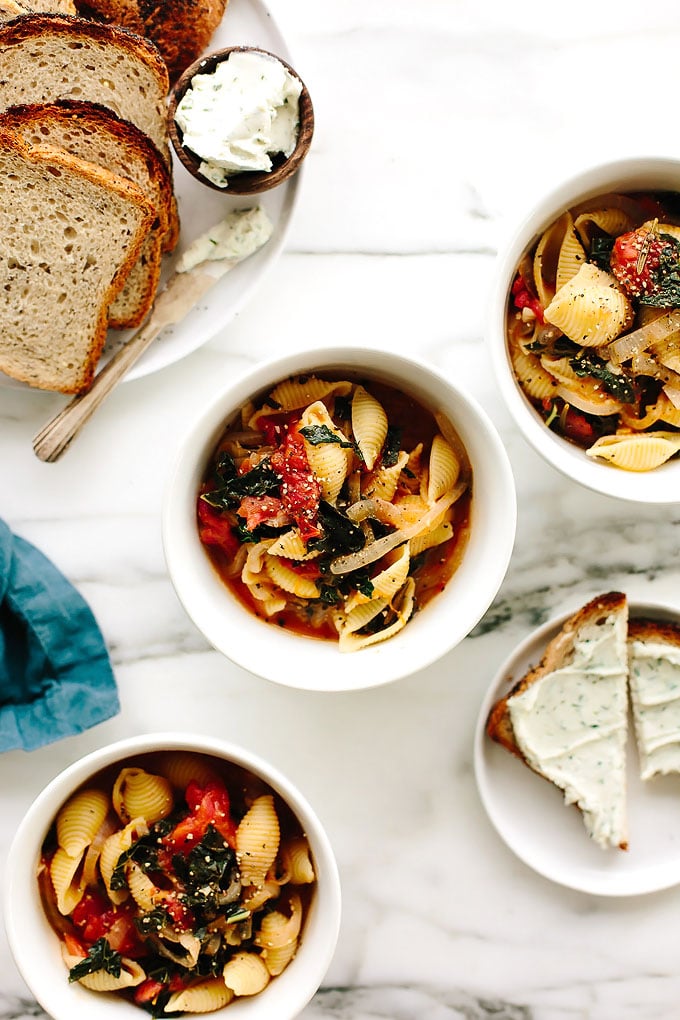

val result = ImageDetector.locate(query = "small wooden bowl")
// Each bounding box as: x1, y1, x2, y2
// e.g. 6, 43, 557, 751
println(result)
168, 45, 314, 195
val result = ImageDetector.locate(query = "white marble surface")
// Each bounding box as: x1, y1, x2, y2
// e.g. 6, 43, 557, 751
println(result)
2, 1, 680, 1018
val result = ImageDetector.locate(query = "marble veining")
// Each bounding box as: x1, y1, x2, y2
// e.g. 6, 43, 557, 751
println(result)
2, 1, 680, 1019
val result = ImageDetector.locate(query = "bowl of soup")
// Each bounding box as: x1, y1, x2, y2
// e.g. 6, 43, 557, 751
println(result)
4, 733, 341, 1020
161, 346, 516, 690
489, 156, 680, 502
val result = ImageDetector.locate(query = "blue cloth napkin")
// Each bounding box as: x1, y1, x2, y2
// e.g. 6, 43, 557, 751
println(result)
0, 519, 119, 751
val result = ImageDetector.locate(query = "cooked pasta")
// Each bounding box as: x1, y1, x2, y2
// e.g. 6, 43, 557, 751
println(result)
56, 788, 110, 857
508, 190, 680, 471
236, 794, 280, 888
197, 375, 473, 648
112, 768, 174, 825
39, 752, 317, 1016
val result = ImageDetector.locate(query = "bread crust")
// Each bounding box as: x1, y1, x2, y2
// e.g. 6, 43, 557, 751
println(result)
628, 617, 680, 646
0, 11, 168, 87
0, 126, 155, 392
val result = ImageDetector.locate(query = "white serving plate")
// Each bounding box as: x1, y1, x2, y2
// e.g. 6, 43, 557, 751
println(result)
0, 0, 300, 390
474, 598, 680, 896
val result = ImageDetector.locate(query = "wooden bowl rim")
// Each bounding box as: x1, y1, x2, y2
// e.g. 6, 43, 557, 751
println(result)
167, 45, 314, 195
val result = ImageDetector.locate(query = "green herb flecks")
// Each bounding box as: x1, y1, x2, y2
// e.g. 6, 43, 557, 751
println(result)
640, 232, 680, 307
68, 938, 122, 982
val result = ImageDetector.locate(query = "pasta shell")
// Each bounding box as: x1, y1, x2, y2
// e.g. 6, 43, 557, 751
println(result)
300, 400, 352, 504
254, 893, 303, 949
533, 211, 571, 308
99, 818, 148, 904
269, 376, 351, 410
268, 528, 319, 561
262, 937, 298, 976
410, 520, 454, 557
280, 837, 315, 885
223, 952, 271, 996
164, 977, 234, 1013
265, 556, 320, 599
339, 578, 416, 652
112, 768, 173, 825
126, 859, 169, 911
586, 432, 680, 471
555, 214, 587, 292
62, 947, 146, 991
544, 263, 632, 347
56, 788, 109, 857
154, 752, 222, 791
236, 794, 280, 888
573, 207, 635, 247
50, 847, 85, 915
426, 434, 460, 504
352, 385, 388, 469
344, 544, 410, 612
510, 347, 558, 403
362, 450, 409, 501
334, 596, 389, 636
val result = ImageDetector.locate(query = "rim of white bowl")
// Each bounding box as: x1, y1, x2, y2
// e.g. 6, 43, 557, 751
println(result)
3, 733, 341, 1020
489, 155, 680, 504
162, 346, 517, 691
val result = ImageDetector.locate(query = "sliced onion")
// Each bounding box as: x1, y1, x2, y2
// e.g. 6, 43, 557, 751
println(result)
555, 384, 621, 417
81, 812, 120, 888
330, 486, 466, 575
608, 309, 680, 365
663, 384, 680, 410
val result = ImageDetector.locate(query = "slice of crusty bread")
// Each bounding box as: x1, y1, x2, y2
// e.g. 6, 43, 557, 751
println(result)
0, 100, 177, 327
487, 592, 630, 850
0, 14, 170, 164
628, 617, 680, 781
75, 0, 228, 81
0, 127, 155, 392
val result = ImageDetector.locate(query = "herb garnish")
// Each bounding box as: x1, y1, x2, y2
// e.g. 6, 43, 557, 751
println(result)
589, 236, 615, 271
382, 425, 402, 467
68, 938, 122, 982
640, 232, 680, 307
308, 501, 365, 558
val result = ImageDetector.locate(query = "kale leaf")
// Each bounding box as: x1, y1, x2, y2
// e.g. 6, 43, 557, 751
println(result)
589, 236, 615, 271
382, 426, 402, 467
308, 501, 365, 558
640, 232, 680, 307
68, 938, 122, 982
299, 424, 353, 448
173, 826, 238, 915
201, 459, 281, 511
569, 354, 636, 404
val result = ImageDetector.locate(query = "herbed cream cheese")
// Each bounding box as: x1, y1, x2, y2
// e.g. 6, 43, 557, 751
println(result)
175, 50, 302, 188
508, 613, 628, 849
629, 639, 680, 779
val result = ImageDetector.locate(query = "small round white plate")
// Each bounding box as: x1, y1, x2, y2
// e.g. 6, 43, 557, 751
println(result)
0, 0, 300, 390
474, 598, 680, 896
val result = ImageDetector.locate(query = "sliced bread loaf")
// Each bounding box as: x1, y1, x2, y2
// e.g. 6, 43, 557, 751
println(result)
74, 0, 227, 81
487, 592, 630, 850
628, 618, 680, 781
0, 127, 155, 392
0, 14, 170, 164
0, 100, 177, 327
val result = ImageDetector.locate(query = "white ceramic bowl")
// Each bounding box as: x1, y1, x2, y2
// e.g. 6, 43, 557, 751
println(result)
162, 346, 517, 691
4, 733, 341, 1020
488, 156, 680, 503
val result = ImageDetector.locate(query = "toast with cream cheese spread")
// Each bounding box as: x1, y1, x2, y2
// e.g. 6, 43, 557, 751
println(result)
487, 592, 630, 850
628, 618, 680, 781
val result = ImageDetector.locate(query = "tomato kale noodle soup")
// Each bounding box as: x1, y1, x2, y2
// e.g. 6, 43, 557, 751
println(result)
196, 374, 472, 650
39, 752, 316, 1015
507, 191, 680, 471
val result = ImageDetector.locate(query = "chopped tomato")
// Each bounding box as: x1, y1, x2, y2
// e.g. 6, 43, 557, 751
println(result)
164, 780, 237, 853
237, 494, 287, 530
511, 273, 544, 323
63, 932, 86, 958
610, 224, 672, 297
134, 973, 187, 1006
197, 498, 240, 557
270, 430, 321, 540
71, 892, 144, 957
560, 407, 597, 446
257, 411, 299, 447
